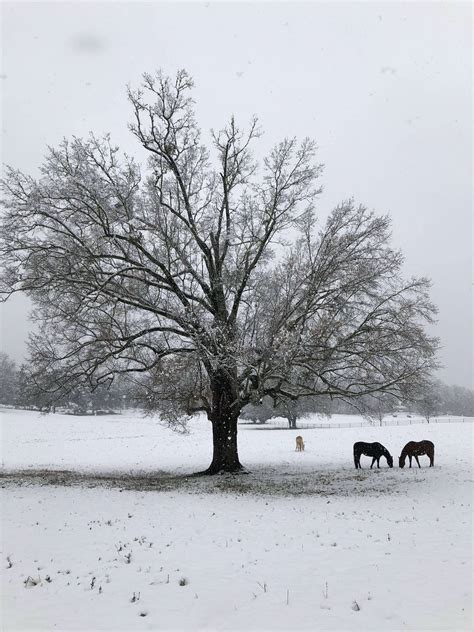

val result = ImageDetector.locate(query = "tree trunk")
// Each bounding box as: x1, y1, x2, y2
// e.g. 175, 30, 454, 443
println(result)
200, 368, 244, 475
206, 413, 242, 474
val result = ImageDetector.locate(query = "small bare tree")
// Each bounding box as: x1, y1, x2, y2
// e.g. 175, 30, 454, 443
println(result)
0, 352, 18, 405
413, 381, 442, 423
357, 394, 398, 426
0, 69, 438, 473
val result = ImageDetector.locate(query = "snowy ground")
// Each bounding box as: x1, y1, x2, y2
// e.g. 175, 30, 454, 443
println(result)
1, 409, 473, 631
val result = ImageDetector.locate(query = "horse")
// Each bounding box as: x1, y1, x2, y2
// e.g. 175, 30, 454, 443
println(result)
295, 436, 305, 451
353, 442, 393, 469
399, 440, 434, 468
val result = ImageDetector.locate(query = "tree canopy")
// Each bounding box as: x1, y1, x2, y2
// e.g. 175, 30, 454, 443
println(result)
0, 69, 438, 472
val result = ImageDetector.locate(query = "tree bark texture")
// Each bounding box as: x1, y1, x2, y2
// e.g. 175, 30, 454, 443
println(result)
204, 369, 243, 474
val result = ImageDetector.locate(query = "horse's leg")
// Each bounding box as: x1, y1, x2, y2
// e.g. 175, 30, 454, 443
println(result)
415, 455, 421, 468
370, 457, 375, 469
430, 453, 434, 467
377, 458, 380, 468
409, 456, 412, 468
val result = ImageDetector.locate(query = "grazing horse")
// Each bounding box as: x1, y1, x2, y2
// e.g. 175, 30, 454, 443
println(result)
399, 440, 434, 468
353, 442, 393, 469
295, 436, 305, 451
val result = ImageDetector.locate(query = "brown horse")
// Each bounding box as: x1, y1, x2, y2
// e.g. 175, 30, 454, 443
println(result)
399, 440, 434, 468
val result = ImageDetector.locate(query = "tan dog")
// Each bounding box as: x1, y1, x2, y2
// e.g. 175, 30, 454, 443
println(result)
295, 436, 305, 451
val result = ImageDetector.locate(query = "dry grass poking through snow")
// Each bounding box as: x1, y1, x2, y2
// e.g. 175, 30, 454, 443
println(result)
1, 465, 410, 497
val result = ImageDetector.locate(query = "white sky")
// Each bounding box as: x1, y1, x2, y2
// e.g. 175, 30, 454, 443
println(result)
1, 1, 472, 388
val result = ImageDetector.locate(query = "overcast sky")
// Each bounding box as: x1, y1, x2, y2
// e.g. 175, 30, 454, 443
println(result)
1, 1, 472, 388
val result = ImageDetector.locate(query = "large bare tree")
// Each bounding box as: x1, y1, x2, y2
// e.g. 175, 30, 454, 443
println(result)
0, 70, 438, 473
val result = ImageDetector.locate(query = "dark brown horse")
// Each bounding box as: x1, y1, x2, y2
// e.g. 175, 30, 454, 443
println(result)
399, 440, 434, 468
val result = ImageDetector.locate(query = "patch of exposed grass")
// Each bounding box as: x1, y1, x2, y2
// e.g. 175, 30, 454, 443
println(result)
1, 467, 408, 498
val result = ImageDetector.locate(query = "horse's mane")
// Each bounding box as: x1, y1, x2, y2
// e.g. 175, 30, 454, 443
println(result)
400, 444, 410, 458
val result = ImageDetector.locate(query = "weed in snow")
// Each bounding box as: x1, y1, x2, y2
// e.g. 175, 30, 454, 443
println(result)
352, 600, 360, 611
130, 592, 141, 603
322, 582, 329, 599
179, 577, 188, 586
24, 576, 41, 588
6, 556, 13, 569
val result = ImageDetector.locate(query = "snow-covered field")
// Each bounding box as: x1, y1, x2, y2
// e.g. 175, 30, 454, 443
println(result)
1, 409, 473, 631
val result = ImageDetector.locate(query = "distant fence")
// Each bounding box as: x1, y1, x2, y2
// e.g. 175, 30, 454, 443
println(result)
245, 416, 474, 430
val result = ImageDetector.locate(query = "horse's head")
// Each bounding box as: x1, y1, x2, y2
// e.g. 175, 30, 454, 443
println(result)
386, 454, 393, 468
398, 455, 405, 468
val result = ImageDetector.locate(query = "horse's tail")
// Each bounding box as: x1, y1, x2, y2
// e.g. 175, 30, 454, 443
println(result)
353, 444, 359, 468
429, 442, 435, 464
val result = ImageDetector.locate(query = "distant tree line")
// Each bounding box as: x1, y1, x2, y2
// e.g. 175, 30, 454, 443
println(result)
0, 352, 134, 414
1, 350, 472, 424
240, 380, 474, 427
